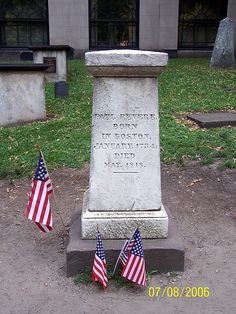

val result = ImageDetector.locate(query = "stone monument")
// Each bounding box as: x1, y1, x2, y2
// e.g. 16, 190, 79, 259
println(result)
81, 50, 168, 239
31, 45, 69, 82
210, 17, 235, 69
31, 45, 70, 98
67, 50, 185, 276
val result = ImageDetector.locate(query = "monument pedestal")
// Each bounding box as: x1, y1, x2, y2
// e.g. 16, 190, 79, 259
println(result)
82, 191, 168, 239
67, 208, 184, 276
81, 50, 169, 239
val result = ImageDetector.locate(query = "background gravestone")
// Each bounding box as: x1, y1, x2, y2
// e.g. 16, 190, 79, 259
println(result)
32, 45, 69, 82
0, 64, 48, 127
210, 17, 235, 69
55, 81, 69, 98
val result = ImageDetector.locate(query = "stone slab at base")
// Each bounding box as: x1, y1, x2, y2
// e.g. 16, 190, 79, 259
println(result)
81, 192, 168, 239
67, 210, 184, 277
187, 112, 236, 128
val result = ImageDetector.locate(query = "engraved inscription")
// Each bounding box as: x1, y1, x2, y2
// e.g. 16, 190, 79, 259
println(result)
93, 113, 159, 171
94, 113, 157, 121
114, 153, 135, 159
94, 113, 115, 120
114, 133, 151, 140
113, 123, 138, 129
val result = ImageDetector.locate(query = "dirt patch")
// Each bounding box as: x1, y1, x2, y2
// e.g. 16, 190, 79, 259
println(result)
0, 163, 235, 314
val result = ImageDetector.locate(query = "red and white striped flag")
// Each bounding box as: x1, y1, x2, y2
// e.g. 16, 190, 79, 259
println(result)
112, 237, 135, 275
119, 239, 135, 266
25, 152, 53, 233
92, 231, 108, 289
121, 228, 147, 286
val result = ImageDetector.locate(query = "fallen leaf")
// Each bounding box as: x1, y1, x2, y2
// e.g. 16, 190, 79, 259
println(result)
79, 188, 87, 192
187, 178, 202, 187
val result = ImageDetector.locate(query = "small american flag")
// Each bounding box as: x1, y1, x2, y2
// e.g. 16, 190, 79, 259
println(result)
25, 152, 53, 233
121, 228, 147, 286
92, 231, 108, 289
120, 239, 135, 266
112, 238, 135, 275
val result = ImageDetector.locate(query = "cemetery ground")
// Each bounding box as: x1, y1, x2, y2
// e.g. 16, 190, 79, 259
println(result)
0, 164, 236, 314
0, 58, 236, 313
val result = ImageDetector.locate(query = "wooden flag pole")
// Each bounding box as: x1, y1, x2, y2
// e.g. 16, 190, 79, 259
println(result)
51, 189, 68, 236
112, 239, 128, 275
38, 147, 67, 235
112, 203, 138, 275
112, 226, 137, 275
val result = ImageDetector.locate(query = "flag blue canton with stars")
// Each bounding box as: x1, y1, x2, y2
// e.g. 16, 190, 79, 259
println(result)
121, 228, 146, 286
34, 153, 47, 181
131, 229, 144, 257
96, 232, 106, 260
92, 231, 108, 288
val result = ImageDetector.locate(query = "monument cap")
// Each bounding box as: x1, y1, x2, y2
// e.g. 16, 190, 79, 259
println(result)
85, 49, 168, 77
85, 49, 168, 67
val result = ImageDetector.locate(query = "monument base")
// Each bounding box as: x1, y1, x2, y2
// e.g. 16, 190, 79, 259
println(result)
67, 209, 184, 277
81, 192, 168, 239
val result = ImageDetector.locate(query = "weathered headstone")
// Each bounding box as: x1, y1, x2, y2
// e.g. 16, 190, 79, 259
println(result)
81, 50, 169, 239
210, 17, 235, 69
31, 45, 69, 82
55, 81, 69, 98
0, 64, 48, 127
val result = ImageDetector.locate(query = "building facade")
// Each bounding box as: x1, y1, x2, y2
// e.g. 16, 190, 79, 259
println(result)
0, 0, 236, 57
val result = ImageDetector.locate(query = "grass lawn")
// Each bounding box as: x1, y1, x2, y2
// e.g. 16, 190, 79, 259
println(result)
0, 58, 235, 178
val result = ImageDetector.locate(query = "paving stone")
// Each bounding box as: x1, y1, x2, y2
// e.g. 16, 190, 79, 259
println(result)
187, 112, 236, 128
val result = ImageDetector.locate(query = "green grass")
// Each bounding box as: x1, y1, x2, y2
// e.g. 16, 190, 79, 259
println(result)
159, 58, 236, 167
73, 265, 159, 287
73, 265, 133, 287
0, 58, 235, 178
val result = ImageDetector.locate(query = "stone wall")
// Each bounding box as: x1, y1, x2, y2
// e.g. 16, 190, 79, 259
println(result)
48, 0, 179, 54
48, 0, 89, 57
139, 0, 160, 50
47, 0, 235, 56
139, 0, 179, 51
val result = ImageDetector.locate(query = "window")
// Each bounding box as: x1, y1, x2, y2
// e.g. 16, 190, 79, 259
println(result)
89, 0, 139, 49
179, 0, 228, 49
0, 0, 49, 48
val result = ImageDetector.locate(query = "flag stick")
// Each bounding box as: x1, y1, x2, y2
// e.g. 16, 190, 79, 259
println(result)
40, 149, 67, 235
112, 239, 128, 275
112, 226, 137, 275
112, 204, 137, 274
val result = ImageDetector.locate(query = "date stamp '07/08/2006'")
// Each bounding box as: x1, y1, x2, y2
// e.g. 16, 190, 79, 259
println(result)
148, 286, 211, 299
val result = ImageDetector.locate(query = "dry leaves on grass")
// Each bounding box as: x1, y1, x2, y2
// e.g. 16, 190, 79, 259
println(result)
174, 115, 199, 131
213, 146, 225, 151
